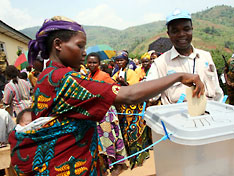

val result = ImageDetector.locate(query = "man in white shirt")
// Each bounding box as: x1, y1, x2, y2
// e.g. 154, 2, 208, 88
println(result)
147, 9, 223, 105
0, 109, 15, 144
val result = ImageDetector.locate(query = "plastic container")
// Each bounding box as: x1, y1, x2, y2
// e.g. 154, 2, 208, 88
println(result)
144, 101, 234, 176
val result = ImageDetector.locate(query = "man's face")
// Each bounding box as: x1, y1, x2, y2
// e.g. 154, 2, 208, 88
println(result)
167, 19, 193, 51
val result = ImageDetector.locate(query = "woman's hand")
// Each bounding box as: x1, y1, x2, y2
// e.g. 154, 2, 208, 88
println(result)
180, 73, 205, 98
115, 72, 204, 105
116, 76, 129, 86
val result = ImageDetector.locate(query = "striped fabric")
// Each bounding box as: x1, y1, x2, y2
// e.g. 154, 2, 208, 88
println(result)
3, 78, 32, 117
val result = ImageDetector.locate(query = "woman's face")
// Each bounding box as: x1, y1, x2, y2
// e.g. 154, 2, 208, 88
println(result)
141, 58, 151, 69
115, 58, 128, 69
59, 32, 86, 70
87, 56, 100, 73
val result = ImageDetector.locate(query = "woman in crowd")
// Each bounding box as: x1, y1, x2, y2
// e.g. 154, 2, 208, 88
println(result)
3, 65, 31, 117
112, 51, 152, 169
135, 53, 151, 82
0, 51, 8, 100
87, 52, 128, 176
28, 56, 44, 88
112, 50, 139, 86
224, 55, 234, 105
9, 16, 204, 176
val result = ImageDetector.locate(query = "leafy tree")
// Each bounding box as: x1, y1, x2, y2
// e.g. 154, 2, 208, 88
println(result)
210, 49, 231, 94
224, 41, 234, 50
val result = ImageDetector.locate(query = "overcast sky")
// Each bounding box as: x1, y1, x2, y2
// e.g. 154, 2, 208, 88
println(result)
0, 0, 233, 30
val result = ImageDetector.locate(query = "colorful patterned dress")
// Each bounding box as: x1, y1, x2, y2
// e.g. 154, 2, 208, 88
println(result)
88, 69, 127, 172
113, 68, 152, 169
97, 106, 127, 172
117, 104, 152, 169
9, 61, 120, 176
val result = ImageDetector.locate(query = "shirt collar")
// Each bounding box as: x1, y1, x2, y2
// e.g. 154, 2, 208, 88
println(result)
88, 68, 101, 78
170, 45, 200, 60
46, 60, 74, 70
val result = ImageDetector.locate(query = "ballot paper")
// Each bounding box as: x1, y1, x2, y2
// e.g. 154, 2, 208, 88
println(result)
186, 86, 207, 117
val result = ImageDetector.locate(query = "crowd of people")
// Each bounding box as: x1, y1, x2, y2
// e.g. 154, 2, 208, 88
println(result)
0, 9, 233, 176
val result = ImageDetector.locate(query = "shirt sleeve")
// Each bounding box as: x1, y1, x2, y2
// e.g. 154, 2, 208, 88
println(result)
146, 61, 161, 101
3, 84, 14, 105
204, 52, 224, 101
146, 61, 160, 81
6, 112, 16, 140
51, 71, 119, 122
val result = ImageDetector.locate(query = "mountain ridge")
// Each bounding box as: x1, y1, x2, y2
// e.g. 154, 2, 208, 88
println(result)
20, 5, 234, 56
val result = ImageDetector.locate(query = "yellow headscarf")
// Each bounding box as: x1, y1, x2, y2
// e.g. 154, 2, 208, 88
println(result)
141, 53, 151, 61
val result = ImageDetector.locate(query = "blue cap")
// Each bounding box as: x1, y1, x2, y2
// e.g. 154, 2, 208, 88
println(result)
166, 9, 191, 25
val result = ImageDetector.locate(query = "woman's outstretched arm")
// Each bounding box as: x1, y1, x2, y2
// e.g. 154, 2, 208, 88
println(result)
114, 73, 204, 105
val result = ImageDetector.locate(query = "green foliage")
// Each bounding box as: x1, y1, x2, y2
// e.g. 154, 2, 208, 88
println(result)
203, 27, 220, 36
224, 41, 234, 50
210, 49, 231, 94
193, 5, 234, 27
210, 49, 232, 75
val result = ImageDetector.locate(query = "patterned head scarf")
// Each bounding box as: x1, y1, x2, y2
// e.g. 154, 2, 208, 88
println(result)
114, 50, 128, 61
141, 53, 151, 61
28, 16, 85, 64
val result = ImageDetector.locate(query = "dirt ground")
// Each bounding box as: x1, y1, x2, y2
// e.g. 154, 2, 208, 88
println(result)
108, 150, 156, 176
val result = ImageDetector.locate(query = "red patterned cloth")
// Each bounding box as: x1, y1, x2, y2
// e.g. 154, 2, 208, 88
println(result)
9, 61, 120, 176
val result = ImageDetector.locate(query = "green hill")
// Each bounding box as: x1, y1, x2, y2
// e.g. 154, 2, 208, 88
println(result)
20, 5, 234, 72
21, 5, 233, 54
20, 21, 165, 53
132, 5, 234, 54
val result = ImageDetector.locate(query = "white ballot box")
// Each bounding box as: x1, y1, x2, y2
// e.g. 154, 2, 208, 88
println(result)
144, 101, 234, 176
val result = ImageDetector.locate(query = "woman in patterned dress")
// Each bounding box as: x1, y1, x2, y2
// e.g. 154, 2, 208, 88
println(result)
9, 16, 204, 176
87, 52, 128, 175
112, 51, 152, 169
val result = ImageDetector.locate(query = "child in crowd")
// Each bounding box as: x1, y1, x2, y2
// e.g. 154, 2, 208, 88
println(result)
15, 108, 32, 131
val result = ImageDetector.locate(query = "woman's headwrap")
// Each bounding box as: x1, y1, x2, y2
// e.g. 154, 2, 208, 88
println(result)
141, 52, 151, 60
114, 50, 128, 61
28, 16, 85, 64
148, 50, 155, 56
